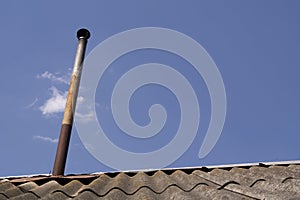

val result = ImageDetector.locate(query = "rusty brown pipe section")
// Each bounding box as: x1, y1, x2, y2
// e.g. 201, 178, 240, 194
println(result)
52, 29, 91, 176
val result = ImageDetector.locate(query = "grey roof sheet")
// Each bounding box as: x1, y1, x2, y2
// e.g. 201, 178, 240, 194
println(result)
1, 162, 300, 199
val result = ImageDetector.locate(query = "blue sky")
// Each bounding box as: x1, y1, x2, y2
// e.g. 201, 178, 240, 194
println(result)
0, 1, 299, 176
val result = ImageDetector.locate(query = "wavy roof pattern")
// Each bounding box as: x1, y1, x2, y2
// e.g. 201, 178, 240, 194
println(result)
1, 161, 300, 199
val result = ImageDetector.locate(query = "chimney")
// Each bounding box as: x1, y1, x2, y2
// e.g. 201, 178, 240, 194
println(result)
52, 28, 91, 176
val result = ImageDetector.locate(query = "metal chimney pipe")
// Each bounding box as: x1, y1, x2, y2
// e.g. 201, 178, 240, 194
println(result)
52, 28, 91, 176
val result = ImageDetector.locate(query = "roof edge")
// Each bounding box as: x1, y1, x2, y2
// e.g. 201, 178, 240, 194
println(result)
1, 159, 300, 180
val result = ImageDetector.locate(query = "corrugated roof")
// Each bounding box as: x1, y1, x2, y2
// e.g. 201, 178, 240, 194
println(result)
1, 161, 300, 199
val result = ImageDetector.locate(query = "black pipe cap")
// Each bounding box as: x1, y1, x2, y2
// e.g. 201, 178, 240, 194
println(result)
77, 28, 91, 40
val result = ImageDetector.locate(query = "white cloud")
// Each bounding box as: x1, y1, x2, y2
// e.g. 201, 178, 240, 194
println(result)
39, 86, 67, 115
33, 135, 58, 143
77, 96, 84, 104
37, 71, 69, 84
74, 97, 95, 123
75, 110, 95, 123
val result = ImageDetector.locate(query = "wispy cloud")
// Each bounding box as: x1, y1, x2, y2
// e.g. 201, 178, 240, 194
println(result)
37, 71, 69, 84
75, 97, 95, 123
25, 97, 38, 109
39, 86, 67, 115
75, 110, 95, 123
33, 135, 58, 143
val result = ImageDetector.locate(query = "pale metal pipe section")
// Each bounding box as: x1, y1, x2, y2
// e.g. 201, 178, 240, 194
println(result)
52, 28, 91, 176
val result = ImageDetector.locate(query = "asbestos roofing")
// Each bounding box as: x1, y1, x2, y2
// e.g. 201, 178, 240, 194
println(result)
1, 161, 300, 200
